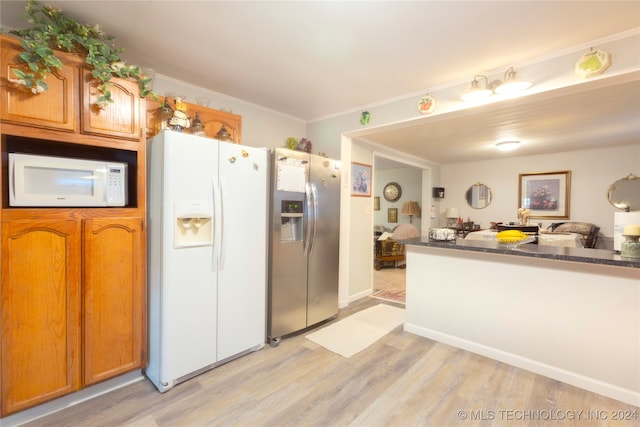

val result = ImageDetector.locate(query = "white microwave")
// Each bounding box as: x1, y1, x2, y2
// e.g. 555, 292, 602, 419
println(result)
9, 153, 128, 207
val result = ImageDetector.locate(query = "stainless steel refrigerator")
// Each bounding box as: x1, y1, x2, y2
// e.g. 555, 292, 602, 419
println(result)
267, 148, 341, 345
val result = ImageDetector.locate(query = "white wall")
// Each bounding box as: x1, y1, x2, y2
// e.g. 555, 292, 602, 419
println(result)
338, 139, 435, 305
346, 143, 377, 299
405, 245, 640, 406
374, 167, 422, 229
440, 143, 640, 248
151, 74, 306, 150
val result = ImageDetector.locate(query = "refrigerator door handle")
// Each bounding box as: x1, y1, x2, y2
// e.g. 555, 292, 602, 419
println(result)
212, 176, 220, 272
309, 182, 318, 256
303, 181, 312, 256
219, 178, 226, 270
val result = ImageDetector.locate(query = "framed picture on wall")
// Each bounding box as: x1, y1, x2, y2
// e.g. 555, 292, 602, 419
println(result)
374, 196, 380, 211
388, 208, 398, 223
351, 162, 371, 197
518, 170, 571, 219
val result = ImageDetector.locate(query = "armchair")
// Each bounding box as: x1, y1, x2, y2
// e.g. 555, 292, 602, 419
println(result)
547, 222, 600, 248
373, 224, 419, 270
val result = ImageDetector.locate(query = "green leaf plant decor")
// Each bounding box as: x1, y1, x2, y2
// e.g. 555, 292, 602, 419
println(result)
7, 0, 156, 107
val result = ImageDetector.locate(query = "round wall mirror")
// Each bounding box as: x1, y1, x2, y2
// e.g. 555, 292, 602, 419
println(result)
465, 182, 492, 209
608, 174, 640, 211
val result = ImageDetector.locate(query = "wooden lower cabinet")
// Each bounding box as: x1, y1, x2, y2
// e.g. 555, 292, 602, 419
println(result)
0, 217, 145, 416
1, 220, 82, 415
82, 218, 145, 385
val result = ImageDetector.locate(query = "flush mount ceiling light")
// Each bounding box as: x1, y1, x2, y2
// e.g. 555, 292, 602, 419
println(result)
494, 66, 532, 95
495, 140, 521, 151
460, 75, 493, 102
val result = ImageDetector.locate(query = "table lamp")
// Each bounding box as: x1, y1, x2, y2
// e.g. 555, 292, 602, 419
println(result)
401, 201, 421, 224
446, 208, 459, 227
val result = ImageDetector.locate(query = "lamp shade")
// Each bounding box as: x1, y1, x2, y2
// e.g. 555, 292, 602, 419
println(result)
401, 200, 421, 224
446, 208, 459, 218
401, 201, 421, 216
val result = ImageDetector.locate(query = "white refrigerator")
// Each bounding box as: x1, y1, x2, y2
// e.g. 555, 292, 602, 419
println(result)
146, 130, 268, 392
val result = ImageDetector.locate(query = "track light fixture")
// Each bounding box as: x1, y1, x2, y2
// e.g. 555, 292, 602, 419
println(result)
461, 67, 531, 101
494, 66, 532, 95
460, 75, 493, 102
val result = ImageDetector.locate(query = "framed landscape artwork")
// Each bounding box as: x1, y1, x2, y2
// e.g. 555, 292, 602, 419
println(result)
388, 208, 398, 223
518, 171, 571, 219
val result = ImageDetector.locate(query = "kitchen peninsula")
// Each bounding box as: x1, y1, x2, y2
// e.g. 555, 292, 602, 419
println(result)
399, 237, 640, 407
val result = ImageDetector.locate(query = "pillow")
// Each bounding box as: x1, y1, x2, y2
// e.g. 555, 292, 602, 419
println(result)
392, 224, 420, 239
554, 222, 595, 235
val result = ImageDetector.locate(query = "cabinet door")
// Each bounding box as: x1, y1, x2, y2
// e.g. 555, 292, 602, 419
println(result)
0, 43, 77, 132
82, 218, 145, 385
1, 220, 81, 416
201, 109, 242, 144
145, 97, 242, 143
81, 70, 141, 141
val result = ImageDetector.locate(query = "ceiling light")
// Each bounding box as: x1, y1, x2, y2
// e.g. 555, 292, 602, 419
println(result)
495, 140, 521, 151
460, 75, 493, 102
494, 66, 531, 95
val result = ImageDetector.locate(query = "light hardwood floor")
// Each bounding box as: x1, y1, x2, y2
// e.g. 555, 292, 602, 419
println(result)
24, 297, 638, 427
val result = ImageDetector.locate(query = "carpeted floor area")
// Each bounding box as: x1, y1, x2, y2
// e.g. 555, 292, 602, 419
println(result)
373, 267, 405, 302
370, 289, 406, 305
373, 267, 405, 291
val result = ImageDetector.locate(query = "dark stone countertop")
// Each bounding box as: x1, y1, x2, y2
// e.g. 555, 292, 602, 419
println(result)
398, 237, 640, 269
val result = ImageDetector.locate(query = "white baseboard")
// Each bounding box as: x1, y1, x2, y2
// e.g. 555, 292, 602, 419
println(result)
404, 322, 640, 408
345, 288, 373, 306
1, 371, 145, 427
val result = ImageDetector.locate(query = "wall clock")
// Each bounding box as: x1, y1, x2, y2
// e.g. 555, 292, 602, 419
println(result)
383, 182, 402, 202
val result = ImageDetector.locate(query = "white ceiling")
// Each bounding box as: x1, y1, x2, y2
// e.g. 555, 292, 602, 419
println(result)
1, 1, 639, 164
363, 72, 640, 165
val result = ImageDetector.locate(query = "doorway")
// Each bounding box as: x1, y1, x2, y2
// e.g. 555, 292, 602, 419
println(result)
372, 155, 427, 303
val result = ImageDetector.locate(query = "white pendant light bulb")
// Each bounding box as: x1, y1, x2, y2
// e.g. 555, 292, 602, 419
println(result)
495, 67, 531, 95
461, 75, 493, 102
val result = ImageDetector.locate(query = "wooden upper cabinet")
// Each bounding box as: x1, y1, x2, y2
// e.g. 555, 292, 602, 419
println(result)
199, 107, 241, 144
81, 70, 141, 141
146, 97, 242, 144
0, 40, 77, 132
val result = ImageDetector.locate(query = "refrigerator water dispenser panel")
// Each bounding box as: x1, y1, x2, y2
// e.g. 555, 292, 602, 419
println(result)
174, 200, 214, 248
281, 200, 303, 242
